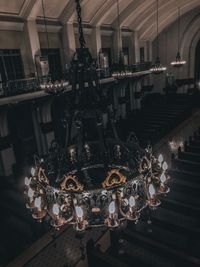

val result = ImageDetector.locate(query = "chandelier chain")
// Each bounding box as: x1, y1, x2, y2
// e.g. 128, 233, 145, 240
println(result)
75, 0, 86, 48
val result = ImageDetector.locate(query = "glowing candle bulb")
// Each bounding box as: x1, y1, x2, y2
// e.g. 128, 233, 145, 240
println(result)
160, 173, 167, 183
24, 177, 30, 186
52, 204, 60, 216
34, 197, 41, 209
75, 206, 84, 218
28, 188, 34, 201
158, 154, 163, 163
129, 196, 136, 208
108, 201, 116, 214
149, 184, 155, 198
31, 167, 36, 176
162, 161, 168, 171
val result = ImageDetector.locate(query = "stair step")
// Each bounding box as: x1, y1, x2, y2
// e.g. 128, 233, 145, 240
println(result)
123, 229, 200, 267
178, 151, 200, 162
173, 159, 200, 172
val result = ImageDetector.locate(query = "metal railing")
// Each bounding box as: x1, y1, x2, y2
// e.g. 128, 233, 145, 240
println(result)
0, 62, 152, 98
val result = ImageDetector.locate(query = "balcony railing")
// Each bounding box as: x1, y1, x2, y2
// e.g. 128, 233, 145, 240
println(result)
0, 62, 152, 98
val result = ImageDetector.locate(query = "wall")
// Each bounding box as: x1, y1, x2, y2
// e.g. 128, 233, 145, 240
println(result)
152, 7, 200, 92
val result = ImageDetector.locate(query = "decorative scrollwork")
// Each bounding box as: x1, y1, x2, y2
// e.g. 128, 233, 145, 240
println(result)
102, 169, 126, 188
60, 175, 84, 192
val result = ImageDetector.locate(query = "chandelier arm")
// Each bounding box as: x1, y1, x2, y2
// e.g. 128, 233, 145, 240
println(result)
75, 0, 86, 49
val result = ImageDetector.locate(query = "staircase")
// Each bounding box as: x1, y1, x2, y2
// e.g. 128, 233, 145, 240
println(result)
87, 130, 200, 267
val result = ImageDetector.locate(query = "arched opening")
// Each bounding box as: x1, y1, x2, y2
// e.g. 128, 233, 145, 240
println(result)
194, 38, 200, 82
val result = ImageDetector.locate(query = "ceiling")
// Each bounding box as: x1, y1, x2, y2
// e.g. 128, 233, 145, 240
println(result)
0, 0, 200, 40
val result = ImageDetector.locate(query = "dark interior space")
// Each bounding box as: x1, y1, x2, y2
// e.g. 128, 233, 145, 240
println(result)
0, 1, 200, 267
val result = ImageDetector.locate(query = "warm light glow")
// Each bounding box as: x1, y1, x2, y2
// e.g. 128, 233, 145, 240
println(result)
25, 177, 31, 186
158, 154, 163, 163
75, 206, 84, 218
28, 188, 34, 198
149, 184, 155, 197
171, 60, 186, 66
108, 201, 116, 214
129, 196, 136, 208
160, 173, 167, 183
162, 161, 168, 171
52, 204, 60, 216
34, 197, 41, 208
31, 167, 36, 176
150, 66, 167, 74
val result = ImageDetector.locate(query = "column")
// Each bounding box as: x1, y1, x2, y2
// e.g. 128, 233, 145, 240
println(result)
91, 26, 102, 62
130, 31, 140, 63
24, 19, 41, 76
32, 99, 55, 155
146, 40, 153, 62
62, 23, 76, 66
0, 108, 16, 176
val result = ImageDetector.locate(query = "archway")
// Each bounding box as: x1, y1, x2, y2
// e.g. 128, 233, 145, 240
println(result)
195, 39, 200, 82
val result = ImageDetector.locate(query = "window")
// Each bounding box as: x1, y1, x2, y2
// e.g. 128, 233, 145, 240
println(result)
0, 49, 24, 82
140, 47, 145, 62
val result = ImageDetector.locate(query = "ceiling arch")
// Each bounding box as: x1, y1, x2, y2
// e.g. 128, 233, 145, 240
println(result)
0, 0, 200, 42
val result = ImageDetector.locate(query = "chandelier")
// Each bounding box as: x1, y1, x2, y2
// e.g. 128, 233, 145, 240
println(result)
24, 0, 170, 232
171, 7, 186, 67
40, 80, 70, 94
151, 0, 167, 74
39, 0, 69, 92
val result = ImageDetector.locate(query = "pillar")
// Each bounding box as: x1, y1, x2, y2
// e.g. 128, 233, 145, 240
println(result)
91, 26, 102, 62
24, 19, 41, 76
130, 31, 140, 63
0, 108, 16, 176
62, 23, 76, 66
32, 99, 55, 156
112, 28, 123, 63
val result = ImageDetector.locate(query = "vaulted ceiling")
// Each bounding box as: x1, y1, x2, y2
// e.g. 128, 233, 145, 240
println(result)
0, 0, 200, 40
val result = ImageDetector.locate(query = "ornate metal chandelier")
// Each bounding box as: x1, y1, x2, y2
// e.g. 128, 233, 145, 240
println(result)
151, 0, 167, 74
171, 7, 186, 68
24, 0, 170, 232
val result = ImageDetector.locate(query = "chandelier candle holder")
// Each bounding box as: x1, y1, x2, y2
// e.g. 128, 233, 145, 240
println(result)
171, 7, 186, 68
24, 0, 170, 232
151, 0, 167, 74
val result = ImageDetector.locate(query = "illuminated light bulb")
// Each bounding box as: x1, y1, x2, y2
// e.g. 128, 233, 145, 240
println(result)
158, 154, 163, 163
52, 204, 60, 216
34, 197, 41, 209
108, 201, 116, 214
162, 161, 168, 171
31, 167, 36, 176
24, 177, 31, 186
129, 196, 136, 208
149, 184, 155, 198
75, 206, 84, 218
160, 173, 167, 183
28, 188, 34, 198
